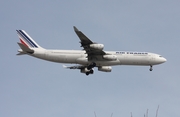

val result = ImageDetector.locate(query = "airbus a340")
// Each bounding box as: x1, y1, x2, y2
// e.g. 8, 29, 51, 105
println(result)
16, 26, 166, 75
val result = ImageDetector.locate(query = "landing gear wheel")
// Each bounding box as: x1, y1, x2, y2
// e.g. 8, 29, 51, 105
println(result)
86, 72, 90, 76
85, 69, 94, 76
90, 69, 94, 74
149, 65, 153, 71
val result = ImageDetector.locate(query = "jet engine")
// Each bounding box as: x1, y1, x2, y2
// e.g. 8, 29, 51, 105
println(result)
90, 44, 104, 50
103, 55, 117, 60
81, 68, 90, 73
98, 66, 112, 72
81, 68, 94, 75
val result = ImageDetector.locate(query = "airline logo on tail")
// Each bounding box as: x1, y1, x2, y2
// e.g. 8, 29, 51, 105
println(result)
16, 30, 39, 48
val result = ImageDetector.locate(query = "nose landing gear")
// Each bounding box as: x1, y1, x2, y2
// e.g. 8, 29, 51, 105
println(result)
149, 65, 153, 71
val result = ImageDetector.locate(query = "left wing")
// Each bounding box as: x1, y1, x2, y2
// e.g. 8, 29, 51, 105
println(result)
63, 65, 94, 75
63, 65, 86, 69
73, 26, 106, 57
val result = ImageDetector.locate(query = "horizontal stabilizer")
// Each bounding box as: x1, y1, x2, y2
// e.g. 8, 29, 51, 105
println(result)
63, 65, 68, 68
16, 52, 26, 55
17, 42, 34, 54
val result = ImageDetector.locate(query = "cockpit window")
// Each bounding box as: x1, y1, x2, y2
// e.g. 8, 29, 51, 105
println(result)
159, 56, 162, 57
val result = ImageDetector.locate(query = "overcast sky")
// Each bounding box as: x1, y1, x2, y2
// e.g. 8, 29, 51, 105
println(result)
0, 0, 180, 117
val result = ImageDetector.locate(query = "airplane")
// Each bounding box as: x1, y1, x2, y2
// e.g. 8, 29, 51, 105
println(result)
16, 26, 167, 75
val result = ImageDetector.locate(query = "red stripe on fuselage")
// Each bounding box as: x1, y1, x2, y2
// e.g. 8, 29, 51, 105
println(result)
20, 38, 28, 47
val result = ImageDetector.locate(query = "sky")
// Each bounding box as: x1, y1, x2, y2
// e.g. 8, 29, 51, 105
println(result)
0, 0, 180, 117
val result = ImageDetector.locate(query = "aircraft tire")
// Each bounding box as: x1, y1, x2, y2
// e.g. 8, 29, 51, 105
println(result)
90, 69, 94, 74
86, 72, 90, 76
149, 65, 153, 71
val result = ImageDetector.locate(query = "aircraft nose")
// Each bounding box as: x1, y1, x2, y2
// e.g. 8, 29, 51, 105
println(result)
161, 57, 167, 63
163, 57, 167, 62
154, 56, 167, 64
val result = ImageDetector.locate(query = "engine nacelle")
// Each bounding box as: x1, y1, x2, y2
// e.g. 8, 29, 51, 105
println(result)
103, 55, 117, 60
90, 44, 104, 50
98, 66, 112, 72
80, 68, 90, 73
81, 68, 94, 75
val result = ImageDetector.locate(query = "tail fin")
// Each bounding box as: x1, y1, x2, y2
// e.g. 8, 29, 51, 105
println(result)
16, 30, 43, 49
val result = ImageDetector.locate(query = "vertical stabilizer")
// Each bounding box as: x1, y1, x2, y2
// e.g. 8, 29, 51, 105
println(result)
16, 30, 43, 49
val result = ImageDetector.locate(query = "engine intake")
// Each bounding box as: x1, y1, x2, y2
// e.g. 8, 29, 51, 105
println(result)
81, 68, 90, 73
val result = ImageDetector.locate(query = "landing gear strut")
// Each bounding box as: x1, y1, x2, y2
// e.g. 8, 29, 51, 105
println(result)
87, 62, 96, 70
149, 65, 153, 71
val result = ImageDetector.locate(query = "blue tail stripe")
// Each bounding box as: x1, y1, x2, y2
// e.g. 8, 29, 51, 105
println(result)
17, 30, 34, 47
18, 30, 38, 48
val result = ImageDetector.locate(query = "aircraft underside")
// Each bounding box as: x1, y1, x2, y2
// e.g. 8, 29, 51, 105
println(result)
16, 26, 166, 75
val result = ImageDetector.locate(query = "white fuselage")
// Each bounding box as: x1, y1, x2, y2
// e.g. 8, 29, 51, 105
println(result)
28, 48, 166, 67
16, 28, 167, 75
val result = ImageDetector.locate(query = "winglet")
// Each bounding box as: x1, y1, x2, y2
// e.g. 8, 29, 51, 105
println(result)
73, 26, 79, 32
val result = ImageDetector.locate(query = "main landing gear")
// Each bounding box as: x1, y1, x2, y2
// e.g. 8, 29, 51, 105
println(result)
86, 62, 96, 76
86, 69, 94, 76
87, 62, 96, 70
149, 65, 153, 71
